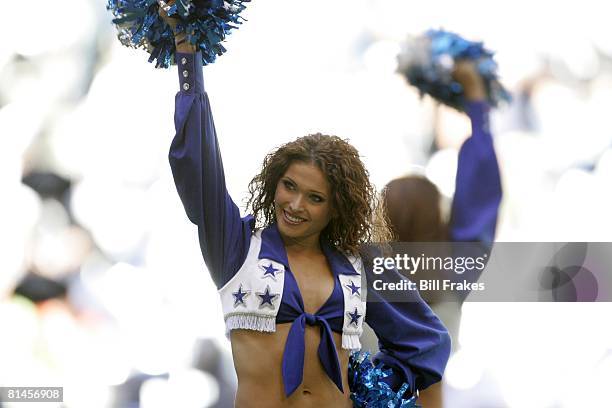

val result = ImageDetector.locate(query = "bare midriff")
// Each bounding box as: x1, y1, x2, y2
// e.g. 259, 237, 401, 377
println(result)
231, 323, 352, 408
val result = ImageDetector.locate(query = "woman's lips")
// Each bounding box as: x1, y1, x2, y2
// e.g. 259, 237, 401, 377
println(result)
282, 209, 306, 225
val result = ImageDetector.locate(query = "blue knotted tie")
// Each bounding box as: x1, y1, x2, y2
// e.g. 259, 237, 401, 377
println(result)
281, 312, 343, 396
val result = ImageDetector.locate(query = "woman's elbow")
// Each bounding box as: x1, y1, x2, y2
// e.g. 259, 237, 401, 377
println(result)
424, 328, 452, 388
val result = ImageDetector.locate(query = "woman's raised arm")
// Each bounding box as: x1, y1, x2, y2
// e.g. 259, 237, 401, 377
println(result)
449, 61, 503, 245
164, 8, 253, 288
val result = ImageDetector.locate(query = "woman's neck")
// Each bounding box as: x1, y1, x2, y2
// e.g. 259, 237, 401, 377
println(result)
281, 233, 323, 257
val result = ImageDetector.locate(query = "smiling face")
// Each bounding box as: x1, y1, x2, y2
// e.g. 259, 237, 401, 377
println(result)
247, 133, 391, 255
274, 161, 334, 246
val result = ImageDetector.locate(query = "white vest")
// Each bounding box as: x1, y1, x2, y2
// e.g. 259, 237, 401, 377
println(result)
218, 230, 366, 350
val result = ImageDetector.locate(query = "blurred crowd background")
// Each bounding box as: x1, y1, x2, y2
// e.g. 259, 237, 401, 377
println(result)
2, 0, 612, 406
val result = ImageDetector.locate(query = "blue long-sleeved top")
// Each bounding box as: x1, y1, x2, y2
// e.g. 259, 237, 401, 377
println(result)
449, 101, 502, 244
434, 101, 503, 302
168, 52, 451, 396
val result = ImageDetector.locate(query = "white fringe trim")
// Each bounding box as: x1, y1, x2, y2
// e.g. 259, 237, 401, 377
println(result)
225, 314, 276, 338
342, 333, 361, 351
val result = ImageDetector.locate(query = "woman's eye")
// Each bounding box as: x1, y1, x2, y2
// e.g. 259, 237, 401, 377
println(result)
283, 180, 295, 190
310, 195, 323, 203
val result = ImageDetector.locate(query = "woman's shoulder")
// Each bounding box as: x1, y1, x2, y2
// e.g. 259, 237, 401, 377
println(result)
357, 243, 392, 270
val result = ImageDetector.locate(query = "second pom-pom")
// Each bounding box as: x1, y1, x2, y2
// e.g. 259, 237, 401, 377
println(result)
397, 29, 510, 111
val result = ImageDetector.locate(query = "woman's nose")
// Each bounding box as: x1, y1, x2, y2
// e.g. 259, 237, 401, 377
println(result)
289, 194, 304, 211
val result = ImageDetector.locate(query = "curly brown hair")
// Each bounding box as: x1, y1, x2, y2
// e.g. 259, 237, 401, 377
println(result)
246, 133, 393, 255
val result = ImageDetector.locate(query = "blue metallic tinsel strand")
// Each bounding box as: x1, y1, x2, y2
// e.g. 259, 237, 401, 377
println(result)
397, 29, 511, 111
349, 351, 420, 408
106, 0, 249, 68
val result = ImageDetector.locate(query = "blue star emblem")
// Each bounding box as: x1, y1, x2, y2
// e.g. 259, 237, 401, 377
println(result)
261, 263, 279, 279
256, 285, 279, 309
232, 284, 250, 307
347, 307, 362, 327
345, 280, 360, 296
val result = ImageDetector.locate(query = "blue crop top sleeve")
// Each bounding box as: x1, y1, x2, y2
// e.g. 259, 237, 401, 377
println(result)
168, 52, 253, 289
364, 260, 451, 392
449, 101, 503, 245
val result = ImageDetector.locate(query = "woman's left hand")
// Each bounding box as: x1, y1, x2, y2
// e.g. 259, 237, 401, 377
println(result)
157, 0, 196, 53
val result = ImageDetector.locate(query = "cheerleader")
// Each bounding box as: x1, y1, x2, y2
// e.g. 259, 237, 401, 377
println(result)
384, 60, 503, 407
160, 4, 451, 407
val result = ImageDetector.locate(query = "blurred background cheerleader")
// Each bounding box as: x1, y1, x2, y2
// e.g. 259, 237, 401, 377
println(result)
381, 58, 502, 407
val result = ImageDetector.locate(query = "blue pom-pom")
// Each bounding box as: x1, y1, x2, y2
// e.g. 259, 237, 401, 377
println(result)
107, 0, 249, 68
397, 29, 511, 111
349, 351, 420, 408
